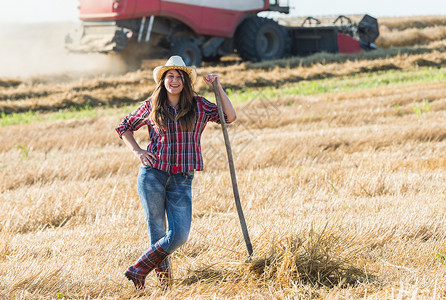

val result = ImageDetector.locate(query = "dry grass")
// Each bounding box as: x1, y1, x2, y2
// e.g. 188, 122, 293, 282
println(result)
379, 16, 446, 31
375, 16, 446, 48
377, 25, 446, 48
2, 48, 446, 115
1, 59, 446, 298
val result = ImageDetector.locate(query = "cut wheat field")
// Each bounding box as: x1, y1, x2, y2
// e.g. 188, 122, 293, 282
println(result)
1, 16, 446, 299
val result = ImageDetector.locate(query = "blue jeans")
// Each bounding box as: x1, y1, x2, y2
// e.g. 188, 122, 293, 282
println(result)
137, 165, 194, 254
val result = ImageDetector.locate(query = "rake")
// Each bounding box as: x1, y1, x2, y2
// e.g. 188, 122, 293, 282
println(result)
212, 81, 253, 260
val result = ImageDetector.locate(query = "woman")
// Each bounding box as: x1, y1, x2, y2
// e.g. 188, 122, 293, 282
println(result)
115, 56, 236, 289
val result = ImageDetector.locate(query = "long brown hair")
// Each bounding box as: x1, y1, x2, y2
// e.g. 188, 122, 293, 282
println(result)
149, 69, 196, 131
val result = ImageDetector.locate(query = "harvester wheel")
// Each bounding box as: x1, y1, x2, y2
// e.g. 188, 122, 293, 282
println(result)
171, 38, 203, 67
235, 17, 288, 62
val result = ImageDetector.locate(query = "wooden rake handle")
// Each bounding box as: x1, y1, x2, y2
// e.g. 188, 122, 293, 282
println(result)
212, 80, 253, 259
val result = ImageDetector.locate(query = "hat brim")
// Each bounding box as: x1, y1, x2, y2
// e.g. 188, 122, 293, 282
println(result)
153, 66, 197, 84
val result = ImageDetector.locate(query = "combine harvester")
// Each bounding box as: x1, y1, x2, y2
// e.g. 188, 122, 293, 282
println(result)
66, 0, 379, 68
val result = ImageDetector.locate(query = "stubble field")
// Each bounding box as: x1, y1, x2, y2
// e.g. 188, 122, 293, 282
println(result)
1, 16, 446, 299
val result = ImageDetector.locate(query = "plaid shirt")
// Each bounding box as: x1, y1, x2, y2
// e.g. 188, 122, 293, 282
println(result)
116, 96, 227, 173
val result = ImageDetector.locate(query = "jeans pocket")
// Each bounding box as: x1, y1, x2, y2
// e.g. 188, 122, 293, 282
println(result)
142, 164, 153, 170
182, 171, 194, 180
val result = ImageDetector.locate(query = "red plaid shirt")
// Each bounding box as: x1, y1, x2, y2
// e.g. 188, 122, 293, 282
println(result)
116, 96, 227, 173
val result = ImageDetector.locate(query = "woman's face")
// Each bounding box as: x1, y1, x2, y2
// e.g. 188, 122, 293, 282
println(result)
164, 69, 184, 96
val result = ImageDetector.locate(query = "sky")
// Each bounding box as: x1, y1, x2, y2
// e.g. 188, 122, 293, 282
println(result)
0, 0, 445, 23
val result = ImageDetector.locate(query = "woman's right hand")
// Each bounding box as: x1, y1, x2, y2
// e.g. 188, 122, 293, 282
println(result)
133, 149, 157, 166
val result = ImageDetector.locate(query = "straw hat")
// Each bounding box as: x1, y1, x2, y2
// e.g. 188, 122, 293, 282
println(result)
153, 56, 197, 84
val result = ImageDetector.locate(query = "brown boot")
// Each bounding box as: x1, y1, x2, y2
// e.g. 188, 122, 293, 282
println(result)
124, 241, 169, 290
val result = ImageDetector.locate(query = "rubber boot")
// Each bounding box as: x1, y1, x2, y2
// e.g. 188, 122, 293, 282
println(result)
155, 257, 172, 289
124, 241, 169, 289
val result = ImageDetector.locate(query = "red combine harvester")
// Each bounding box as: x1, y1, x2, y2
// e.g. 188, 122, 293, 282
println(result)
65, 0, 379, 68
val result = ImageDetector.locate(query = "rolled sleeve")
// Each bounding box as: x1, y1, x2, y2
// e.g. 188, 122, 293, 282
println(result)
200, 97, 229, 124
115, 101, 151, 138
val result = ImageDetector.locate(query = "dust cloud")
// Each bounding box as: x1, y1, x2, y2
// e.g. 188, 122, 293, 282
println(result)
0, 22, 128, 81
